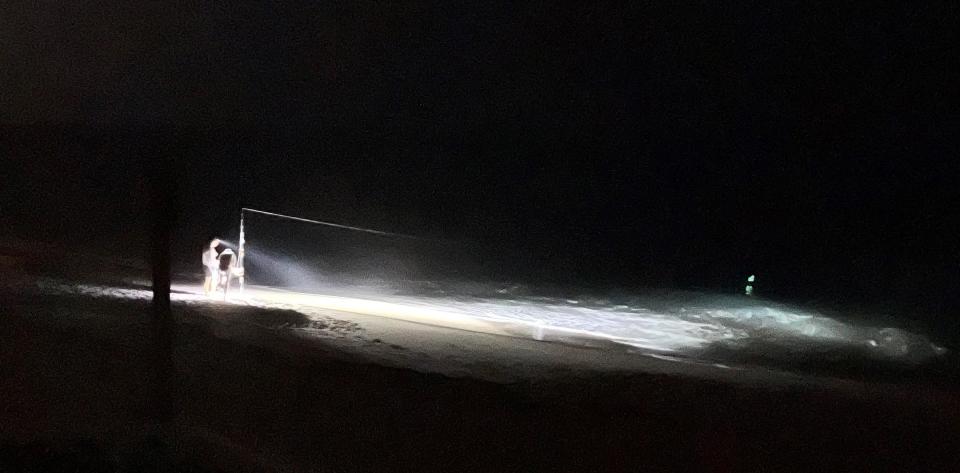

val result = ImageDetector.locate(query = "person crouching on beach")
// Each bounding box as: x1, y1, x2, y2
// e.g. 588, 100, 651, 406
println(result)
202, 238, 221, 296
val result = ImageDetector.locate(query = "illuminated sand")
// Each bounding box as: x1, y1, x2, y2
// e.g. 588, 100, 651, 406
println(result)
9, 276, 960, 473
235, 284, 945, 361
35, 279, 946, 370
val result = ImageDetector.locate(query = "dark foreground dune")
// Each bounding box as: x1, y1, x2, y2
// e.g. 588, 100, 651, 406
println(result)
1, 284, 959, 473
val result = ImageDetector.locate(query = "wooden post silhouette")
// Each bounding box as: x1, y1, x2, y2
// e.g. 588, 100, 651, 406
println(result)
147, 130, 181, 425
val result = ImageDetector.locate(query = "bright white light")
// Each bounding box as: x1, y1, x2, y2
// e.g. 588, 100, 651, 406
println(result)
34, 278, 947, 364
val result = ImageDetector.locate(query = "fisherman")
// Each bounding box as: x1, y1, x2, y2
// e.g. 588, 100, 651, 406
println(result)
217, 247, 237, 298
202, 238, 221, 296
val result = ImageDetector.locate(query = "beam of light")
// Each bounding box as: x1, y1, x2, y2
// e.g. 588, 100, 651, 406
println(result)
33, 278, 948, 364
233, 246, 328, 289
241, 287, 728, 352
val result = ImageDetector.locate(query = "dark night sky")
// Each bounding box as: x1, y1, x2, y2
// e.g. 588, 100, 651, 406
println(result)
2, 1, 959, 320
